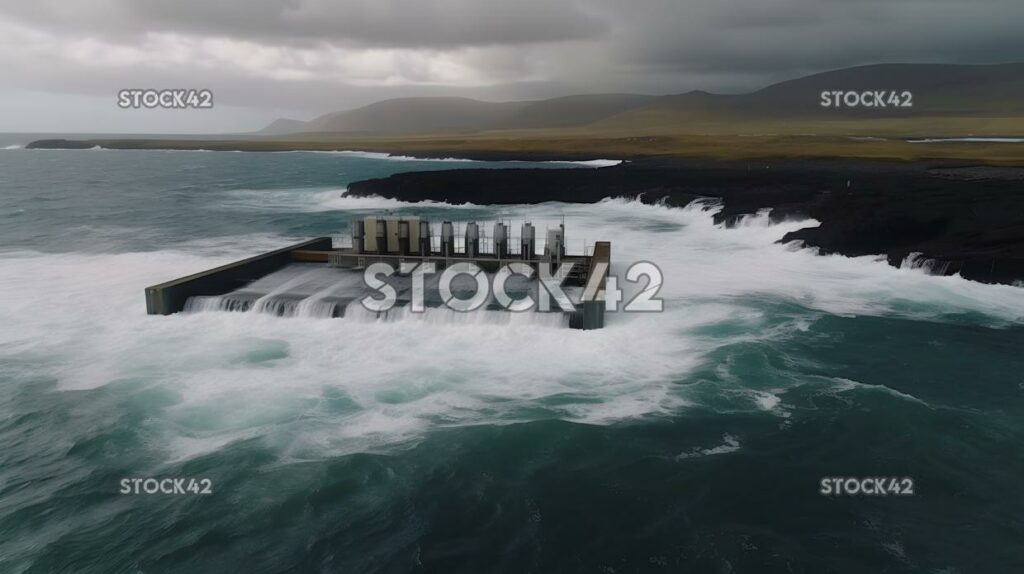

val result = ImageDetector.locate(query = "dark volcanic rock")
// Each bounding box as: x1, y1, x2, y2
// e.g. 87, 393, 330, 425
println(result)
347, 158, 1024, 286
25, 139, 97, 149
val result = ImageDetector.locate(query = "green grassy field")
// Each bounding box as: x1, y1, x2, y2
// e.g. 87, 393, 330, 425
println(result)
32, 63, 1024, 165
68, 127, 1024, 166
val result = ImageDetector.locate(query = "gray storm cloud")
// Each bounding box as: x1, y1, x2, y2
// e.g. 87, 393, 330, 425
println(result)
0, 0, 607, 46
0, 0, 1021, 132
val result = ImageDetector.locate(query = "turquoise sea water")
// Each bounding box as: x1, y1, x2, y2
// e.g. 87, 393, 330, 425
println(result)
1, 149, 1022, 573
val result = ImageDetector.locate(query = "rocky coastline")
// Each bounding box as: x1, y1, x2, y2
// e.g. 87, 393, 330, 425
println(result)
347, 157, 1024, 285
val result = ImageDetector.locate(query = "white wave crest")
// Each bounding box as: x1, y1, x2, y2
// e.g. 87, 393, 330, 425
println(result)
676, 434, 741, 459
299, 150, 621, 166
3, 197, 1023, 463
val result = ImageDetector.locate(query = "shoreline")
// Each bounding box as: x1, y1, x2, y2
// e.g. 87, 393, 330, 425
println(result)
347, 157, 1024, 286
22, 137, 1024, 286
23, 138, 620, 163
15, 143, 623, 166
23, 134, 1024, 166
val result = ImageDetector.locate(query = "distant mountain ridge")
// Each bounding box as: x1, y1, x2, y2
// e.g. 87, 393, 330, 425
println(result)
261, 94, 659, 135
260, 63, 1024, 136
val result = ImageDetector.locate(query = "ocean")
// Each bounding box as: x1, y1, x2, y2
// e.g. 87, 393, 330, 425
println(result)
0, 148, 1022, 573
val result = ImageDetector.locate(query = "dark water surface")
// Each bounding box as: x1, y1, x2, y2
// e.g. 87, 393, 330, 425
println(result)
1, 149, 1022, 573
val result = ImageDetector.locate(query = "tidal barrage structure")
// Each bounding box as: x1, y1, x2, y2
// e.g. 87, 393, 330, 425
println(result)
145, 217, 610, 329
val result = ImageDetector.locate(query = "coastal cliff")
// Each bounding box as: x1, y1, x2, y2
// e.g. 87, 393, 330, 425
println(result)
347, 158, 1024, 285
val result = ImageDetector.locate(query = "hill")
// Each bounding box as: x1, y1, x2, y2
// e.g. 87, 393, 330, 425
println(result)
259, 63, 1024, 136
267, 94, 659, 135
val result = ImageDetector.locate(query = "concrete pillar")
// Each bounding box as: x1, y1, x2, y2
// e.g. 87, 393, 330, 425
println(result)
521, 223, 535, 260
352, 220, 365, 253
494, 222, 508, 259
419, 221, 431, 255
570, 241, 609, 330
375, 219, 387, 255
466, 222, 480, 258
545, 227, 563, 261
397, 220, 411, 255
441, 221, 454, 257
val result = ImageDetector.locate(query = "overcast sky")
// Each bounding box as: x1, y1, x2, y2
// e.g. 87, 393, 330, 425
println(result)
1, 0, 1021, 133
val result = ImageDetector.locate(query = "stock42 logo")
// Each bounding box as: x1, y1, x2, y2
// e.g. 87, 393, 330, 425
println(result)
360, 260, 665, 313
586, 260, 664, 313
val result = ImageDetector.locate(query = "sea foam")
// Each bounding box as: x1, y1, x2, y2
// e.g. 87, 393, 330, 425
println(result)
2, 197, 1022, 462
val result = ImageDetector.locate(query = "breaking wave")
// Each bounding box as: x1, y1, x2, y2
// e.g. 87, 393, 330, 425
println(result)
3, 196, 1023, 464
